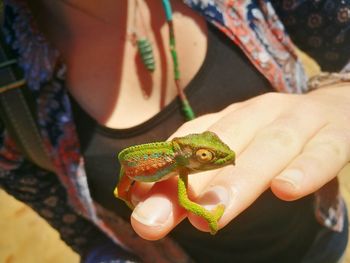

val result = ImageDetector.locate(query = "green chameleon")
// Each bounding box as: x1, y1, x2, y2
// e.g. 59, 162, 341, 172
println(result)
114, 131, 235, 234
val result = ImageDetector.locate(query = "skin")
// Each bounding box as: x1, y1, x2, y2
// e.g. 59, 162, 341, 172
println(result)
29, 0, 207, 128
114, 131, 235, 234
30, 0, 350, 241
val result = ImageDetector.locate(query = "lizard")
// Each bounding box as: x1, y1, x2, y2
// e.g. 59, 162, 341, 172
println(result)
114, 131, 235, 234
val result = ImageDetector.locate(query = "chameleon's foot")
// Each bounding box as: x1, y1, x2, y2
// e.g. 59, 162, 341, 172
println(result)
208, 204, 225, 235
114, 186, 134, 209
113, 187, 119, 197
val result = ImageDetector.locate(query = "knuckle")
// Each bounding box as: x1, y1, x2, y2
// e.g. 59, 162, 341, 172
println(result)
178, 116, 210, 133
180, 119, 197, 131
250, 92, 297, 113
258, 92, 282, 102
256, 125, 301, 151
296, 99, 319, 115
222, 102, 242, 113
307, 127, 350, 161
310, 140, 344, 160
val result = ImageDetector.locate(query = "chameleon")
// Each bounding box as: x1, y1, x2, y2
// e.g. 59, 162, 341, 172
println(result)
114, 131, 235, 234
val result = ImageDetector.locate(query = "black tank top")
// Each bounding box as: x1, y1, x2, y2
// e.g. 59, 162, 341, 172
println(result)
72, 23, 321, 263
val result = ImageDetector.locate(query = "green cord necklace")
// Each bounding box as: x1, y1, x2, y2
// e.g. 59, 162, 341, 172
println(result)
161, 0, 195, 121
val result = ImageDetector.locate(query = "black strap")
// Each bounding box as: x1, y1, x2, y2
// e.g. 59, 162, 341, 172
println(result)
0, 26, 56, 172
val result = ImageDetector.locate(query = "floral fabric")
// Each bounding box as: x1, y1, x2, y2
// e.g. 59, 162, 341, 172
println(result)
271, 0, 350, 72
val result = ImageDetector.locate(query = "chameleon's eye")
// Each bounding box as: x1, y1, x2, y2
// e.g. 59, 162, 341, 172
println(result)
195, 149, 213, 163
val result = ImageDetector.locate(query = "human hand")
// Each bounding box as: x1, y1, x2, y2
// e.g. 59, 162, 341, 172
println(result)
130, 85, 350, 240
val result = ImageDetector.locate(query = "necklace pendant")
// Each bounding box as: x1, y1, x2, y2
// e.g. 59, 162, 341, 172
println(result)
137, 38, 155, 72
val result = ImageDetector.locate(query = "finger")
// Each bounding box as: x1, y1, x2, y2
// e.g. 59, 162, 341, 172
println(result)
131, 177, 187, 240
188, 110, 326, 232
130, 181, 155, 206
271, 124, 350, 201
132, 168, 227, 239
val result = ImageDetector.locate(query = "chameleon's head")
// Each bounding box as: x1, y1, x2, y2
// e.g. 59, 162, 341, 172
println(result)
172, 131, 235, 172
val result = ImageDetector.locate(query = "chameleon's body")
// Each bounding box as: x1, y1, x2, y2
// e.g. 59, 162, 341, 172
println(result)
114, 131, 235, 234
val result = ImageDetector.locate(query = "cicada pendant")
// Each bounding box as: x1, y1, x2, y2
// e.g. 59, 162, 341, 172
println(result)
137, 38, 155, 72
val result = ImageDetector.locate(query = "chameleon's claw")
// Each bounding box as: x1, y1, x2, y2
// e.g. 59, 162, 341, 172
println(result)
113, 187, 119, 197
208, 204, 225, 235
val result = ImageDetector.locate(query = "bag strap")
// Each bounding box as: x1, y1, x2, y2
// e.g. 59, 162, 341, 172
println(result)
0, 27, 56, 172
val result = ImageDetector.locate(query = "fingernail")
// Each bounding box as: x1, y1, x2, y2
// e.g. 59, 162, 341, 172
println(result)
132, 195, 172, 227
275, 169, 304, 188
198, 185, 233, 210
